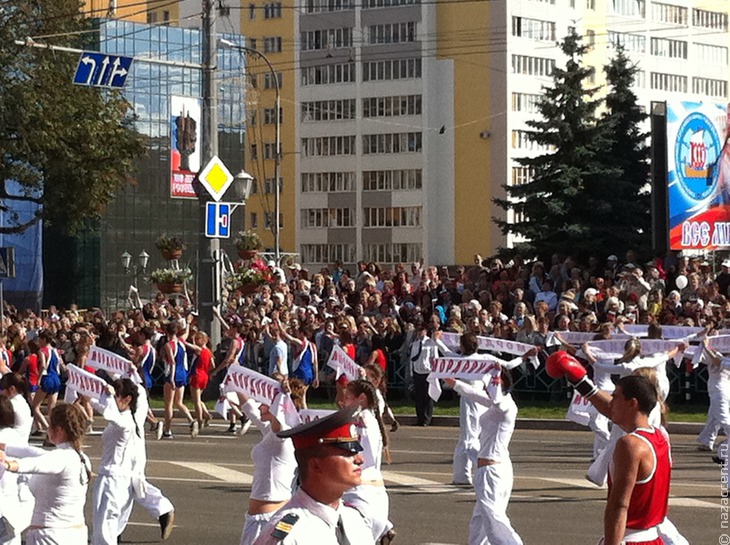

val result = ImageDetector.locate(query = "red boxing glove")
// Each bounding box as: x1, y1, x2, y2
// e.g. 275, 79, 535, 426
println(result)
545, 351, 597, 398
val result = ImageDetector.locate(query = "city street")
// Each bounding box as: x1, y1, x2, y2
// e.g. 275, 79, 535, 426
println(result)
67, 420, 723, 545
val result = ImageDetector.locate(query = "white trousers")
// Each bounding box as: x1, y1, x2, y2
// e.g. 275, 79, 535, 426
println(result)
698, 391, 728, 449
92, 474, 134, 545
240, 511, 274, 545
114, 479, 174, 533
453, 395, 484, 485
25, 526, 88, 545
468, 463, 523, 545
343, 484, 392, 540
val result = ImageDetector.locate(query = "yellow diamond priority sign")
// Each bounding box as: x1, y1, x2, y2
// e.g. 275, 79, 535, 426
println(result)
198, 156, 234, 201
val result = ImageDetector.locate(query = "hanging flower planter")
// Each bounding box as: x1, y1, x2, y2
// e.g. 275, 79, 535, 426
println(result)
237, 249, 258, 260
155, 234, 186, 261
234, 230, 263, 261
149, 267, 193, 295
156, 282, 183, 294
161, 248, 183, 261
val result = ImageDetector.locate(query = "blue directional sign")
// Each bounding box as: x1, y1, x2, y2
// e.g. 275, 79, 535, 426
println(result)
205, 202, 232, 239
73, 52, 133, 88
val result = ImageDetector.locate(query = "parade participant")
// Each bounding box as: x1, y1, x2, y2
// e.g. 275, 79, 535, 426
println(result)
0, 396, 21, 545
279, 322, 319, 408
444, 365, 524, 545
334, 328, 357, 408
130, 327, 162, 437
0, 373, 32, 442
363, 364, 398, 436
409, 321, 446, 428
185, 331, 214, 429
546, 353, 673, 545
696, 337, 730, 453
254, 406, 372, 545
30, 332, 64, 439
238, 381, 302, 545
341, 379, 394, 543
0, 403, 91, 545
91, 378, 143, 545
211, 313, 251, 435
0, 335, 11, 375
160, 321, 197, 439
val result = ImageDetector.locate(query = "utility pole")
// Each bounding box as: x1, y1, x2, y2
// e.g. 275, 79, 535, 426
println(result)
199, 0, 221, 347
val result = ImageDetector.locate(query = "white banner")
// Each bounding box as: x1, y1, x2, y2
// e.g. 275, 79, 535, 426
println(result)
689, 335, 730, 367
548, 331, 634, 346
87, 346, 133, 377
298, 408, 336, 424
566, 390, 593, 427
223, 364, 283, 405
579, 339, 685, 367
440, 332, 539, 368
428, 355, 508, 402
326, 345, 361, 382
63, 365, 108, 404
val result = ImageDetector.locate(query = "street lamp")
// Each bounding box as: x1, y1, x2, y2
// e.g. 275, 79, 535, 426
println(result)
232, 169, 254, 204
219, 38, 281, 262
121, 249, 150, 288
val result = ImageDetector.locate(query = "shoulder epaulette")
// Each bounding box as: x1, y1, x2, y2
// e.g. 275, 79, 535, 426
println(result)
271, 513, 299, 540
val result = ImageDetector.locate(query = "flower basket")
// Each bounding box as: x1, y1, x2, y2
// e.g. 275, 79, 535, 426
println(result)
238, 283, 258, 296
157, 282, 183, 294
238, 249, 258, 260
224, 258, 273, 294
161, 248, 183, 261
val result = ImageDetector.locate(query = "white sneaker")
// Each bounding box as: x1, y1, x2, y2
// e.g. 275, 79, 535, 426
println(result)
238, 420, 252, 436
190, 420, 200, 438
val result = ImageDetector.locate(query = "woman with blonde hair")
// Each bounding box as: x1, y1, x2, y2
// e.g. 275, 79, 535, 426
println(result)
185, 331, 214, 429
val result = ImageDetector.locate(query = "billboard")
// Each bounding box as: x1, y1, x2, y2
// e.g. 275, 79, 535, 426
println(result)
170, 95, 202, 199
668, 101, 730, 250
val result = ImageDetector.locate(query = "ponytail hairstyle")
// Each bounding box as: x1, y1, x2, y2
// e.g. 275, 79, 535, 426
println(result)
0, 372, 30, 403
50, 402, 92, 483
288, 377, 307, 410
619, 337, 642, 363
345, 379, 389, 452
113, 377, 141, 437
362, 363, 387, 397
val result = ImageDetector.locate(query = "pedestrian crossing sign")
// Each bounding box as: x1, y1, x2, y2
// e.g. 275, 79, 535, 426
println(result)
198, 156, 234, 202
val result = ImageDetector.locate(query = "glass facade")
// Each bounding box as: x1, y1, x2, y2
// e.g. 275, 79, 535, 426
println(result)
67, 20, 248, 311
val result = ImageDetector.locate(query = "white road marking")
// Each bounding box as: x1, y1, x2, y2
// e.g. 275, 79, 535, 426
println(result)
382, 470, 462, 493
538, 477, 604, 490
170, 462, 253, 484
669, 497, 716, 509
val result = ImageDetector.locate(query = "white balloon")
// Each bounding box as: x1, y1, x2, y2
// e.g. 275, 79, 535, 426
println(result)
675, 275, 688, 290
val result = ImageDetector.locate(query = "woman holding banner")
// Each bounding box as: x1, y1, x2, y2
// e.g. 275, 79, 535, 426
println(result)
237, 376, 302, 545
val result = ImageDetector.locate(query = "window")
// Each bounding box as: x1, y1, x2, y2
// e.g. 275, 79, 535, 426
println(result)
650, 37, 687, 59
249, 38, 258, 50
250, 213, 258, 228
265, 213, 283, 229
301, 63, 356, 86
301, 28, 353, 51
147, 11, 157, 23
301, 99, 356, 122
250, 144, 258, 160
249, 110, 257, 127
301, 172, 356, 192
651, 2, 687, 25
362, 58, 422, 81
249, 3, 256, 19
367, 22, 417, 44
511, 93, 542, 113
362, 132, 422, 154
362, 95, 422, 118
264, 177, 283, 194
263, 142, 281, 160
264, 107, 284, 124
263, 72, 283, 89
511, 130, 551, 151
635, 70, 646, 88
364, 0, 420, 8
511, 55, 555, 77
608, 31, 646, 53
695, 43, 728, 65
364, 243, 421, 264
162, 10, 170, 23
364, 207, 422, 227
263, 36, 282, 53
305, 0, 355, 13
301, 136, 356, 157
363, 169, 422, 191
301, 208, 355, 228
264, 2, 282, 18
650, 72, 687, 92
609, 0, 645, 17
586, 29, 595, 47
693, 9, 728, 31
511, 17, 556, 42
586, 0, 595, 9
511, 167, 534, 186
301, 244, 355, 264
693, 77, 728, 98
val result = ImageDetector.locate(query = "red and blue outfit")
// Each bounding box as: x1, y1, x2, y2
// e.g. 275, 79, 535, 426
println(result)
608, 426, 671, 545
25, 353, 40, 393
140, 344, 156, 390
165, 340, 188, 388
292, 341, 316, 385
39, 345, 63, 395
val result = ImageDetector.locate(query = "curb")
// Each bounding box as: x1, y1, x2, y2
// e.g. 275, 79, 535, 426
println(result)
150, 410, 703, 434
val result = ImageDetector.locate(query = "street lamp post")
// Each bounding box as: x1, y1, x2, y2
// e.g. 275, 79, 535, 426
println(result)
121, 249, 150, 288
219, 38, 281, 263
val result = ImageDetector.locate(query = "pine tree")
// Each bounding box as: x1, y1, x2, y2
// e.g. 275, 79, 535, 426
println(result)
594, 45, 652, 257
493, 29, 621, 261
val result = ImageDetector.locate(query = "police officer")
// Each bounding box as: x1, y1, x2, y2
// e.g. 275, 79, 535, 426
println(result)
254, 406, 374, 545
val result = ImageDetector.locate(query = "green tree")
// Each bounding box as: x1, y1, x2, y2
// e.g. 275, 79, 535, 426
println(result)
595, 45, 652, 256
493, 29, 620, 261
0, 0, 146, 234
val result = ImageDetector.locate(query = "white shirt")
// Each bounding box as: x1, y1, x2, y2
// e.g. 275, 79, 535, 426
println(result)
254, 488, 373, 545
453, 381, 517, 462
10, 394, 32, 443
241, 399, 297, 502
707, 357, 730, 395
269, 340, 289, 377
354, 409, 383, 482
9, 442, 91, 528
410, 335, 448, 374
93, 394, 139, 477
0, 428, 21, 524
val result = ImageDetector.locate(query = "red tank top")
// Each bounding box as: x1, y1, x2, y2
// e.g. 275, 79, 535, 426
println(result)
610, 427, 671, 530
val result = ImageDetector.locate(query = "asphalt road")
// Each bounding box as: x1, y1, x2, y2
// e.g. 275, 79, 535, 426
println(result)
69, 420, 724, 545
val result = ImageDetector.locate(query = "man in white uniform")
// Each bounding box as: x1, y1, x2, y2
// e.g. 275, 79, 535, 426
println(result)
254, 407, 374, 545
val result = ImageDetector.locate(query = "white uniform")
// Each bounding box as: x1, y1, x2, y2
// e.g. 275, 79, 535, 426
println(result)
9, 395, 32, 443
0, 428, 21, 545
8, 441, 91, 545
453, 381, 523, 545
7, 395, 33, 540
240, 399, 297, 545
91, 394, 140, 545
253, 488, 374, 545
697, 358, 730, 453
586, 358, 615, 460
342, 408, 392, 541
